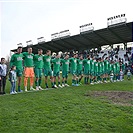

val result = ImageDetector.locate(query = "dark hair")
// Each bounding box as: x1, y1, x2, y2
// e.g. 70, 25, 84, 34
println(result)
46, 50, 51, 53
1, 58, 5, 61
17, 46, 22, 49
38, 49, 43, 51
27, 46, 32, 49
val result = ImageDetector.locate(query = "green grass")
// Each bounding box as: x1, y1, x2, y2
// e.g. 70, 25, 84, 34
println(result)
0, 76, 133, 133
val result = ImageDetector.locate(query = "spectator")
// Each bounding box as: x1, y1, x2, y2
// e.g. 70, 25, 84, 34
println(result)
0, 58, 7, 95
9, 65, 17, 94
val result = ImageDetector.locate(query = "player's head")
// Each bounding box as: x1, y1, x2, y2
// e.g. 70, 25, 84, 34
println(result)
17, 46, 22, 53
1, 58, 6, 64
98, 57, 100, 62
105, 57, 108, 60
98, 58, 101, 62
38, 49, 43, 55
87, 55, 90, 60
65, 54, 69, 59
101, 58, 104, 61
128, 69, 130, 72
91, 56, 95, 60
56, 54, 61, 59
75, 53, 78, 58
73, 53, 76, 58
46, 50, 51, 56
27, 47, 32, 54
79, 54, 83, 60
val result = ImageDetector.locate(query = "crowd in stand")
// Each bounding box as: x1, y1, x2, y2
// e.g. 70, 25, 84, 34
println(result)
0, 46, 133, 95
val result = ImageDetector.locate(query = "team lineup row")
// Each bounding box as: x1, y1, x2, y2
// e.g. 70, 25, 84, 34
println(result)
0, 46, 126, 94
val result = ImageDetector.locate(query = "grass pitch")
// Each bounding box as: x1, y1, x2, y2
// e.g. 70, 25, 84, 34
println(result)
0, 76, 133, 133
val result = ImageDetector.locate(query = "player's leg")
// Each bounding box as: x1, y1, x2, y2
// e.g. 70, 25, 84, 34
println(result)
24, 68, 29, 91
65, 72, 69, 87
38, 69, 43, 90
72, 74, 76, 86
71, 70, 76, 86
62, 70, 66, 87
34, 68, 39, 90
44, 69, 49, 88
16, 69, 23, 92
94, 72, 97, 84
57, 71, 62, 88
84, 69, 88, 84
49, 70, 55, 88
86, 71, 90, 84
29, 67, 35, 91
53, 71, 58, 88
78, 71, 83, 84
90, 71, 94, 84
58, 74, 62, 88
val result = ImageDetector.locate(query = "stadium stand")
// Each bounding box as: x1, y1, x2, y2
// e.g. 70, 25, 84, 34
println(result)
11, 22, 132, 54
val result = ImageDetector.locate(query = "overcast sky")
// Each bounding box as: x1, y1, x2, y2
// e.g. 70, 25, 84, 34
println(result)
0, 0, 133, 57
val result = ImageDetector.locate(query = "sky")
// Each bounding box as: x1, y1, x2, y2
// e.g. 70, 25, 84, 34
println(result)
0, 0, 133, 58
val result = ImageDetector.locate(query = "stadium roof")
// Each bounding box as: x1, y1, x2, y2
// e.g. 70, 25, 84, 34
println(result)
11, 22, 132, 54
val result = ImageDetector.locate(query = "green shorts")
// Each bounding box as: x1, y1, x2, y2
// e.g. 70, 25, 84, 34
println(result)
62, 70, 68, 78
34, 68, 43, 77
84, 70, 90, 76
16, 69, 23, 77
90, 71, 94, 76
113, 71, 117, 75
77, 70, 83, 76
98, 72, 102, 76
94, 72, 98, 76
104, 69, 109, 74
44, 69, 52, 77
70, 70, 77, 75
116, 71, 119, 75
53, 70, 60, 77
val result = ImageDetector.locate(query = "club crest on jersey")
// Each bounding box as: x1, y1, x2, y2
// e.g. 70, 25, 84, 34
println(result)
38, 57, 43, 61
56, 61, 60, 64
27, 55, 33, 59
65, 61, 69, 65
79, 61, 82, 64
17, 57, 23, 61
46, 58, 50, 62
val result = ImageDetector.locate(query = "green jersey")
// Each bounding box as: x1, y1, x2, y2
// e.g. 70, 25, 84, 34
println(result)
83, 59, 91, 71
77, 59, 83, 71
98, 62, 102, 73
101, 61, 105, 72
104, 60, 109, 70
90, 59, 95, 71
115, 62, 120, 72
108, 63, 113, 72
33, 54, 44, 69
112, 64, 117, 73
23, 52, 34, 67
69, 58, 77, 71
43, 55, 51, 70
61, 59, 69, 71
94, 62, 99, 73
52, 58, 61, 71
10, 53, 23, 70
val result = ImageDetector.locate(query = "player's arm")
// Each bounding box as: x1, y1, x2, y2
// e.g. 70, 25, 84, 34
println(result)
22, 52, 26, 59
10, 54, 15, 67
